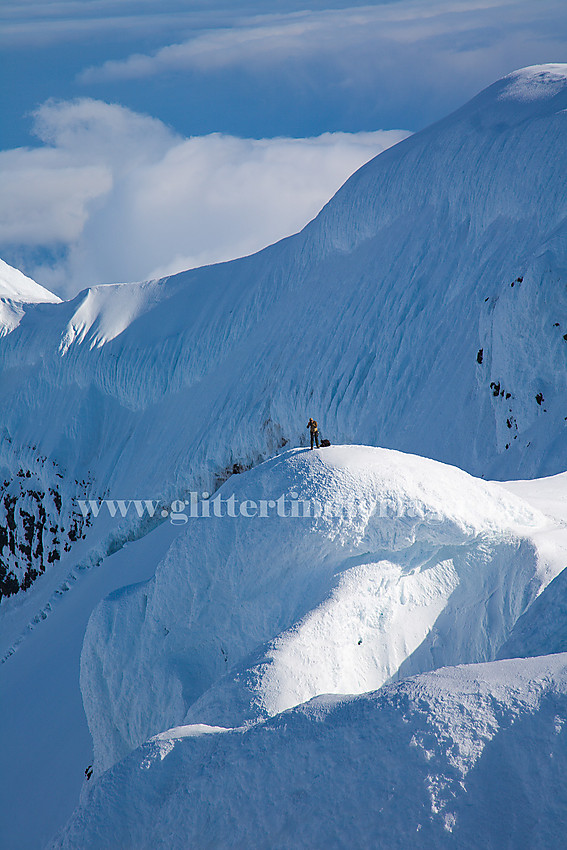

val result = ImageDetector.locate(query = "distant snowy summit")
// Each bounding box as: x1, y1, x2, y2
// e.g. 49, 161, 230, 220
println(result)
499, 63, 567, 102
0, 258, 60, 336
0, 258, 59, 303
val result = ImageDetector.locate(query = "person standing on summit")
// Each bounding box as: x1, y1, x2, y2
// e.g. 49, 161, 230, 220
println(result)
307, 417, 320, 449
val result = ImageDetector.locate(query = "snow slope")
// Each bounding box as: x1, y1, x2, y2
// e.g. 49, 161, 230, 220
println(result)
1, 64, 566, 613
2, 65, 567, 848
497, 473, 567, 659
0, 258, 60, 336
0, 259, 60, 304
79, 446, 563, 775
51, 652, 567, 850
0, 64, 565, 542
0, 518, 182, 850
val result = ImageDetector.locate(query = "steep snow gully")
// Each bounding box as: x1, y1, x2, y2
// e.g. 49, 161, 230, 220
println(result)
0, 65, 567, 849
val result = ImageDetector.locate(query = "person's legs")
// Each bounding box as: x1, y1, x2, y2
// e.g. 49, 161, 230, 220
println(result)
310, 432, 314, 449
315, 432, 320, 448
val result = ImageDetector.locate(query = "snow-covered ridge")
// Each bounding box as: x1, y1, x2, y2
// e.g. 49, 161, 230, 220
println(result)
58, 279, 170, 353
47, 445, 567, 849
500, 64, 567, 102
0, 258, 60, 304
3, 64, 567, 850
80, 446, 563, 774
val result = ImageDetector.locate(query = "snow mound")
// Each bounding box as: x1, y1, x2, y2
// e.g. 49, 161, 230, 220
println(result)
51, 652, 567, 850
80, 446, 560, 774
0, 258, 61, 336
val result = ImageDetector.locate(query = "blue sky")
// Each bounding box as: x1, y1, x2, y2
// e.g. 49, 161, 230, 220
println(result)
1, 0, 566, 294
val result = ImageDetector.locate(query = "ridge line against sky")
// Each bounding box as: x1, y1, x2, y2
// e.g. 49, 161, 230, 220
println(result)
1, 0, 566, 295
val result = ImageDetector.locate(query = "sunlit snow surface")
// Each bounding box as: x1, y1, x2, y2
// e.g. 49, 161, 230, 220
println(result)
51, 446, 567, 850
80, 446, 557, 773
1, 64, 567, 849
0, 258, 61, 336
0, 67, 566, 489
52, 654, 567, 850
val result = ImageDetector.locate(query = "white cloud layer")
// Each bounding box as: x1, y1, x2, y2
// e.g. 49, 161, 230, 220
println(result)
79, 0, 567, 88
0, 99, 409, 296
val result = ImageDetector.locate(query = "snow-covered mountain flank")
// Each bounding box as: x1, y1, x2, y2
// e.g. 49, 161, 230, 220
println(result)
1, 65, 566, 607
0, 258, 61, 337
1, 65, 567, 849
52, 654, 567, 850
80, 446, 560, 772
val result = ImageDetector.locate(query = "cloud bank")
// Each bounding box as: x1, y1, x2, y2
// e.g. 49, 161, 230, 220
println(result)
80, 1, 567, 87
0, 99, 409, 296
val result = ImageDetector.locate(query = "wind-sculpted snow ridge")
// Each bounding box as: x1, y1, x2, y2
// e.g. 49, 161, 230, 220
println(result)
51, 653, 567, 850
80, 446, 563, 775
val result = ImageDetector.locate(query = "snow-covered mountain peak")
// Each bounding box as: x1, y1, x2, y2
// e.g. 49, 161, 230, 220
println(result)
2, 63, 567, 850
499, 63, 567, 103
0, 62, 563, 545
0, 258, 60, 304
0, 257, 61, 338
